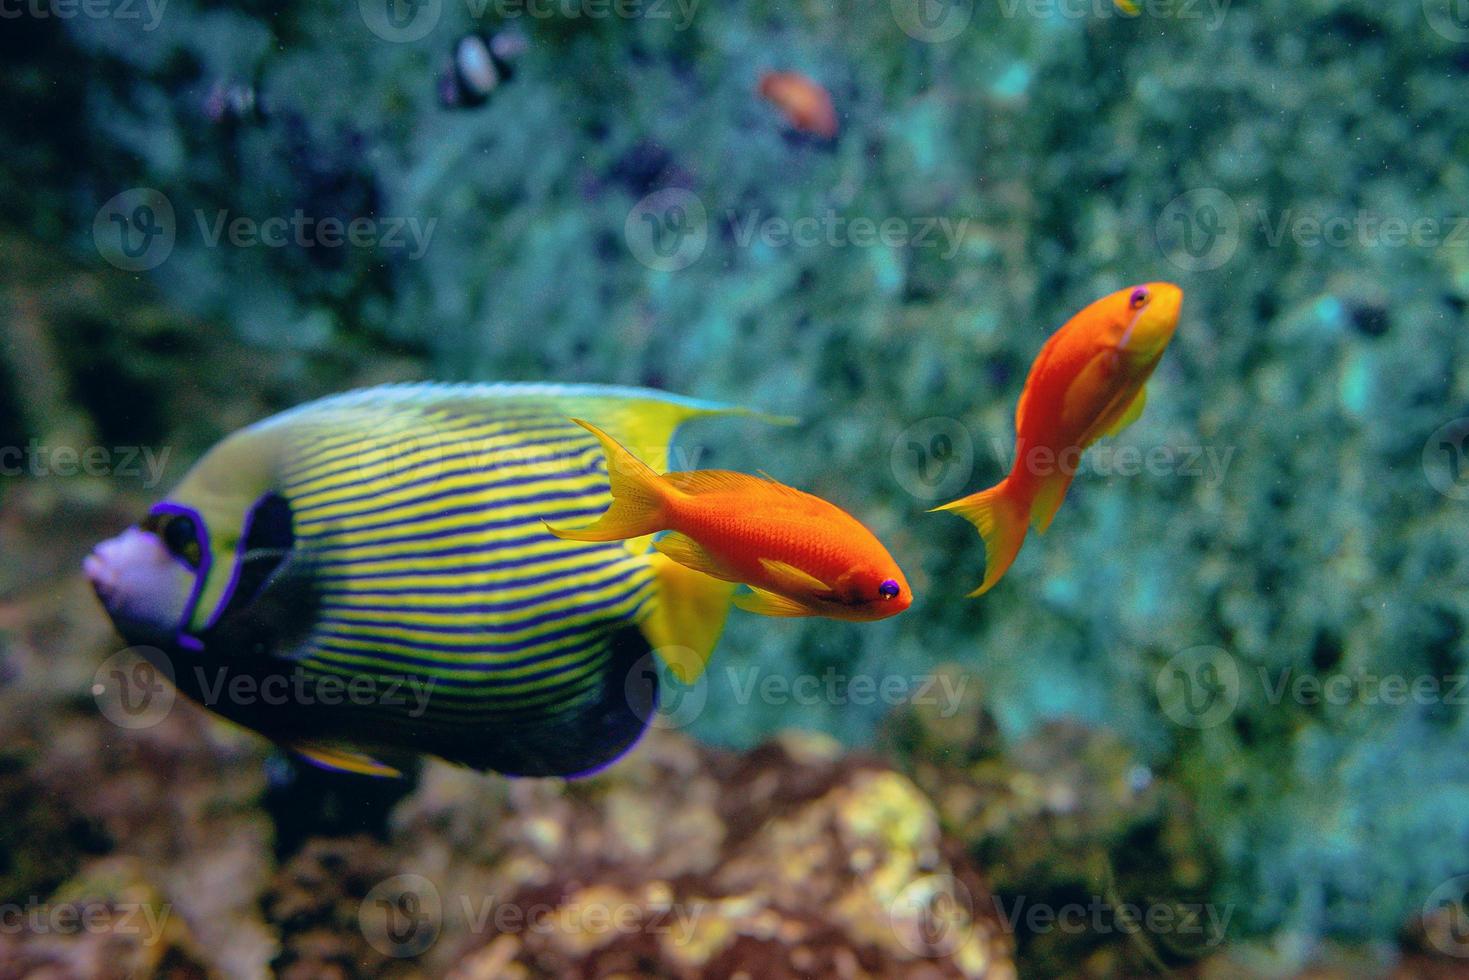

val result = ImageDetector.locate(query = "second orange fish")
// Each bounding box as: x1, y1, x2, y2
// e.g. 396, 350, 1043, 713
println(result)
758, 71, 839, 140
935, 282, 1184, 596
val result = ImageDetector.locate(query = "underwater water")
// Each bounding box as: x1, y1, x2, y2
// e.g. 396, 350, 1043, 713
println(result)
2, 0, 1469, 976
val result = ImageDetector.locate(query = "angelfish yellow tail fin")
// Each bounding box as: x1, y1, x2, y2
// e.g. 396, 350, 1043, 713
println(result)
545, 419, 672, 542
933, 478, 1032, 597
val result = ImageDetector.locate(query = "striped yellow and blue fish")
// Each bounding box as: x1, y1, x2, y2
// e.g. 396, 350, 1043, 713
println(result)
83, 383, 767, 778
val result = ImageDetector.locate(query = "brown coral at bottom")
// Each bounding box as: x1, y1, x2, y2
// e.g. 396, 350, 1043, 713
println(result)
265, 731, 1016, 980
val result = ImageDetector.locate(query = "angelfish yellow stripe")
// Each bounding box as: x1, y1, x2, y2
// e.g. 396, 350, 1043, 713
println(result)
320, 561, 646, 610
302, 632, 617, 683
315, 589, 649, 651
291, 469, 610, 533
278, 410, 565, 472
302, 658, 609, 713
319, 570, 648, 625
285, 424, 594, 499
315, 547, 631, 589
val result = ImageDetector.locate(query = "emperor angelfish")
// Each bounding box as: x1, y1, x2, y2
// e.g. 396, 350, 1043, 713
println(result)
84, 383, 757, 779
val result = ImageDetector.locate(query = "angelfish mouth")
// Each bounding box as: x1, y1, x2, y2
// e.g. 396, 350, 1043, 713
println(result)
83, 551, 116, 602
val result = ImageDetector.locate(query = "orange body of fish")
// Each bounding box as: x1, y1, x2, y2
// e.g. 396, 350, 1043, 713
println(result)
758, 71, 839, 139
547, 420, 910, 621
936, 282, 1184, 596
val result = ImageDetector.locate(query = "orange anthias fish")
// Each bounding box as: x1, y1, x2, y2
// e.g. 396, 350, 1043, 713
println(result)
758, 71, 839, 139
547, 420, 911, 620
935, 282, 1184, 597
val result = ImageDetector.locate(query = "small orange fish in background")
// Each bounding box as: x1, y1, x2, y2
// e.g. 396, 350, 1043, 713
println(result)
547, 420, 911, 620
935, 282, 1184, 596
758, 71, 839, 140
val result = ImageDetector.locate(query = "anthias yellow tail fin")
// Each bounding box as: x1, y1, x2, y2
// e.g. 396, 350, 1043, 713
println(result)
933, 478, 1031, 597
545, 418, 670, 542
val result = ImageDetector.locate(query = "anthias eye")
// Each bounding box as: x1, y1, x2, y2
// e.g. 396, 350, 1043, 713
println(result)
878, 579, 900, 599
1129, 286, 1150, 309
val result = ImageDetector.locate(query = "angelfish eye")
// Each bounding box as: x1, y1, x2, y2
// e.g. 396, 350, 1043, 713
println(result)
155, 513, 203, 568
878, 579, 901, 600
1129, 286, 1150, 309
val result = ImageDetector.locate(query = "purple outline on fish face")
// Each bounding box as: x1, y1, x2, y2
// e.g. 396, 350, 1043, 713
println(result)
199, 491, 290, 633
146, 501, 213, 641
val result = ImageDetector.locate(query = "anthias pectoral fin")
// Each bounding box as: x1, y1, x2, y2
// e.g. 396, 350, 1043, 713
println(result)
732, 587, 814, 617
1104, 385, 1147, 439
654, 531, 737, 581
757, 558, 832, 593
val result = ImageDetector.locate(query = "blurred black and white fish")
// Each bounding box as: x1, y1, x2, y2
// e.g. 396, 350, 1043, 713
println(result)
438, 30, 527, 109
85, 384, 764, 778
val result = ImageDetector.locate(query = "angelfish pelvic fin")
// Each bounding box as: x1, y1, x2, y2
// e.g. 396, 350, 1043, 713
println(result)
290, 741, 403, 778
639, 553, 736, 683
